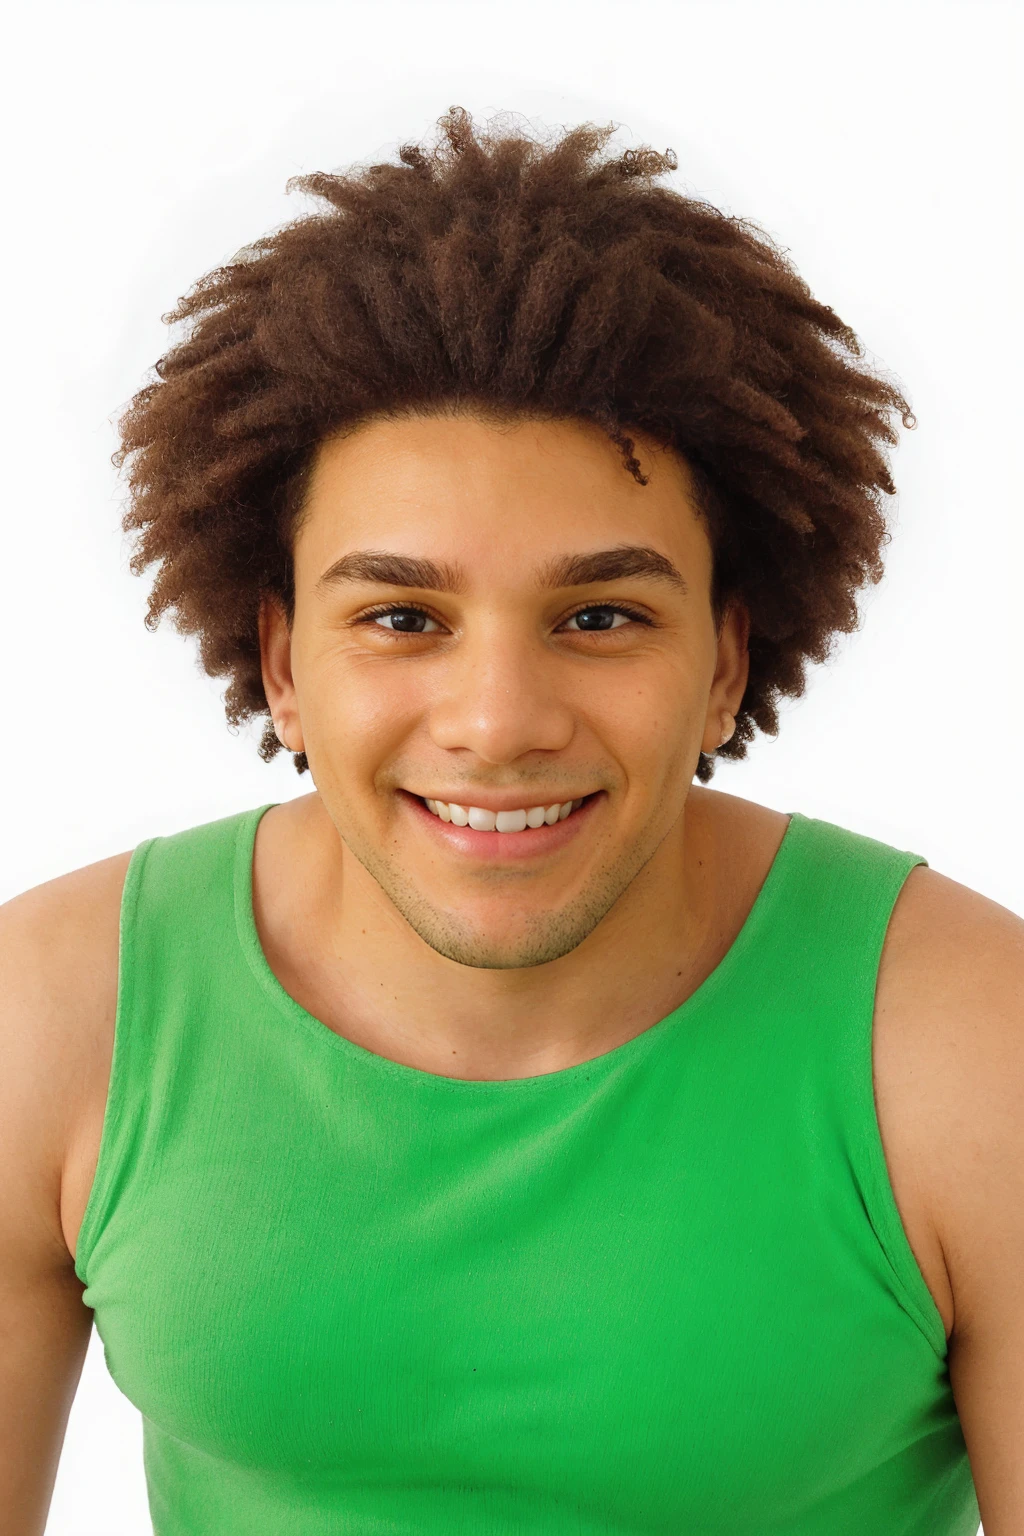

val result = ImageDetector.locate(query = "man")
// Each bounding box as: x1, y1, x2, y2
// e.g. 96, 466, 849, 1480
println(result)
1, 107, 1020, 1535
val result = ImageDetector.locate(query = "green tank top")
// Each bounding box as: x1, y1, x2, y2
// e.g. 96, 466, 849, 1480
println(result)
74, 803, 980, 1535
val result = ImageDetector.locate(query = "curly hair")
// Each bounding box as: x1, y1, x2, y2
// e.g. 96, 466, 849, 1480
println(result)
115, 105, 914, 782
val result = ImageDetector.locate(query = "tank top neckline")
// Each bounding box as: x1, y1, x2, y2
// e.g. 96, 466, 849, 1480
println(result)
234, 801, 802, 1093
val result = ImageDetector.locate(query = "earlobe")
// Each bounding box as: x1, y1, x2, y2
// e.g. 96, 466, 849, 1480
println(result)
700, 709, 736, 757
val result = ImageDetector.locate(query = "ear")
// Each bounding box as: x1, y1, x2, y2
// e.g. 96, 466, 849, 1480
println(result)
700, 599, 750, 755
258, 594, 305, 755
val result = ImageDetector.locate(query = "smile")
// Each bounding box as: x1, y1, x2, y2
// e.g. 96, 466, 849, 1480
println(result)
401, 789, 602, 858
422, 798, 585, 832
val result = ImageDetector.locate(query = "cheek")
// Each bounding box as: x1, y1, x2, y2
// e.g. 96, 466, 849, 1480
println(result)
588, 658, 707, 756
301, 647, 427, 757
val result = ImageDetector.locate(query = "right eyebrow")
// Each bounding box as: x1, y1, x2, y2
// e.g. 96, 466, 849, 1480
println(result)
315, 550, 467, 595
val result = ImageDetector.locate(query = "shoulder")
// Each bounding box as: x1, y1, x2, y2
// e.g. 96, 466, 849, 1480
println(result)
879, 862, 1024, 1534
878, 861, 1024, 1129
882, 857, 1024, 983
877, 859, 1024, 1335
0, 851, 132, 1264
0, 850, 133, 1011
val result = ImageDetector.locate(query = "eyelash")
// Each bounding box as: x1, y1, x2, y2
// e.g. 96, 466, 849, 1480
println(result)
354, 601, 655, 633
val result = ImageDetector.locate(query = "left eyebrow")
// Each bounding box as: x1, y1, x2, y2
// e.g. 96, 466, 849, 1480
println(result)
538, 545, 688, 593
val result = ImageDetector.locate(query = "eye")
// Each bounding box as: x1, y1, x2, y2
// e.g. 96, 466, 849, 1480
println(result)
561, 604, 647, 632
363, 606, 442, 634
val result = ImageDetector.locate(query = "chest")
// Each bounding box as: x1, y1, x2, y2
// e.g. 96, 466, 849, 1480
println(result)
76, 1033, 957, 1532
65, 1006, 955, 1344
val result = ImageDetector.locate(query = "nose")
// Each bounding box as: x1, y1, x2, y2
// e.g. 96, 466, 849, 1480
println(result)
427, 626, 575, 765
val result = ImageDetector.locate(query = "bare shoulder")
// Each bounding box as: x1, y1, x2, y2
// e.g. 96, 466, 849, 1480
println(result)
0, 850, 133, 1267
878, 860, 1024, 1100
876, 859, 1024, 1339
882, 859, 1024, 979
879, 862, 1024, 1526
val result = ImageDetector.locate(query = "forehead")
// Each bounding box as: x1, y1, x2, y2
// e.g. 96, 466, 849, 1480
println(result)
293, 411, 711, 583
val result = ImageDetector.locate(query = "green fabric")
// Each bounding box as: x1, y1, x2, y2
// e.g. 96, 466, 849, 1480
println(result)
75, 803, 979, 1535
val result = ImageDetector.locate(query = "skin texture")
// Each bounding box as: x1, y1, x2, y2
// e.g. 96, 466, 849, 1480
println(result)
0, 409, 1021, 1533
258, 412, 750, 1078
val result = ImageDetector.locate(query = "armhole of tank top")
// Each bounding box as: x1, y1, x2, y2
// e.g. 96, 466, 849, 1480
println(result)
73, 833, 156, 1288
853, 845, 950, 1364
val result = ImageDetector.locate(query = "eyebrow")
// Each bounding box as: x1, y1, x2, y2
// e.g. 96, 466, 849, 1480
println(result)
315, 544, 687, 595
540, 545, 688, 592
315, 551, 465, 594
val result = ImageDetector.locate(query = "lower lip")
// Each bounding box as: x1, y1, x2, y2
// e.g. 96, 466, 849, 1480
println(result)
401, 790, 602, 861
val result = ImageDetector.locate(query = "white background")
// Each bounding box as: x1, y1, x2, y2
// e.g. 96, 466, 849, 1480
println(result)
1, 1, 1018, 1531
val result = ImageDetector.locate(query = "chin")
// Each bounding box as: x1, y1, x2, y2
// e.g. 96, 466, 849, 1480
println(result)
410, 923, 589, 972
396, 890, 623, 972
358, 839, 655, 972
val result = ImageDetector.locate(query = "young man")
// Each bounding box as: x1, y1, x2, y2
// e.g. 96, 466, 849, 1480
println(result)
1, 107, 1020, 1535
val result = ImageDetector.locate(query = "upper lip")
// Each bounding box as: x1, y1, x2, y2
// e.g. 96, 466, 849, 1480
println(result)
404, 789, 596, 812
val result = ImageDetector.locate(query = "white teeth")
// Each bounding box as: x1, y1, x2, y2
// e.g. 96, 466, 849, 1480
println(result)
422, 796, 589, 829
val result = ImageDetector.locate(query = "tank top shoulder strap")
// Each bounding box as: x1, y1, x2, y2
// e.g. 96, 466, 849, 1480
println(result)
74, 803, 275, 1287
748, 810, 944, 1356
777, 811, 927, 997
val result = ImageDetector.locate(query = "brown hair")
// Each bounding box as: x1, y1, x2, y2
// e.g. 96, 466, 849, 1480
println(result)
115, 105, 913, 781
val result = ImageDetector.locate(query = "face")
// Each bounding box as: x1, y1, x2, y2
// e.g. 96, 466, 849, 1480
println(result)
260, 411, 749, 970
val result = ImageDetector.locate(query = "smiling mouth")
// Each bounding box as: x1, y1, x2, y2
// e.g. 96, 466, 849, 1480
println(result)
419, 795, 590, 832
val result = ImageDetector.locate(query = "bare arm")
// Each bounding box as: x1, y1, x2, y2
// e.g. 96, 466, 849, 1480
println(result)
940, 907, 1024, 1535
881, 865, 1024, 1534
0, 856, 127, 1535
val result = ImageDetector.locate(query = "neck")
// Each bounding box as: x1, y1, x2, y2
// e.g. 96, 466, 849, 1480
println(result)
254, 787, 745, 1082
